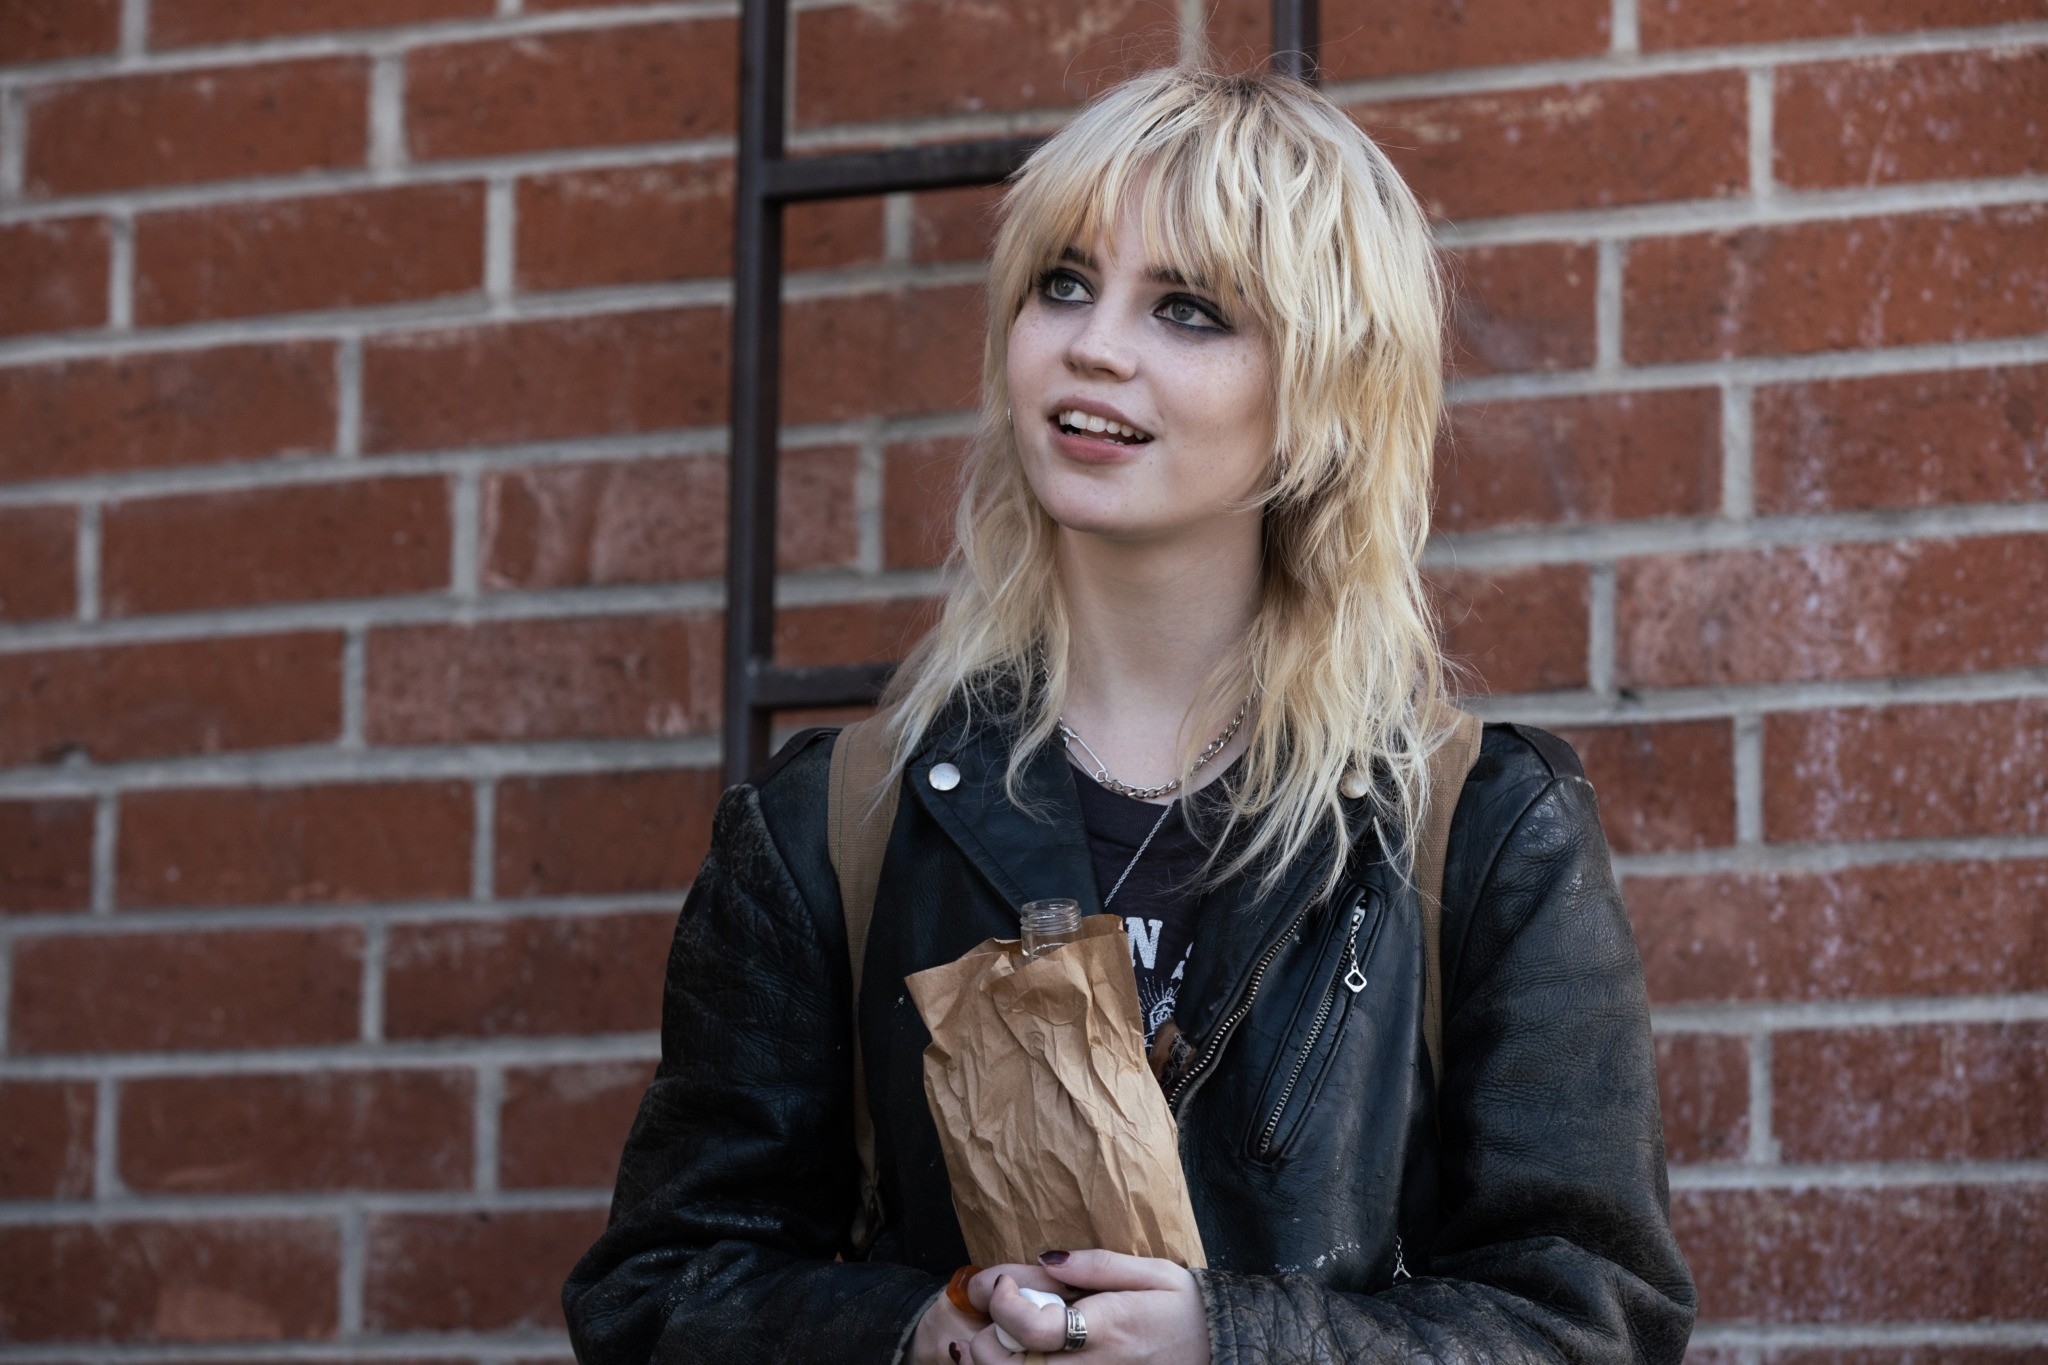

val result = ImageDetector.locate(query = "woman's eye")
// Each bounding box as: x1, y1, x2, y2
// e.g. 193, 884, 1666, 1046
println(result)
1161, 297, 1224, 330
1041, 271, 1090, 303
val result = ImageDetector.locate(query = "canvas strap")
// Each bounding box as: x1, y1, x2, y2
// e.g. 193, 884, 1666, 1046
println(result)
1415, 707, 1484, 1092
825, 713, 901, 1254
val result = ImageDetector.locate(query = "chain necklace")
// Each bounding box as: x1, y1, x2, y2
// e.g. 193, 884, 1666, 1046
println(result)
1102, 799, 1178, 909
1056, 695, 1253, 802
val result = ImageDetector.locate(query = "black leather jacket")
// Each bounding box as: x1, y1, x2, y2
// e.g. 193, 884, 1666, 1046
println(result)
563, 709, 1696, 1363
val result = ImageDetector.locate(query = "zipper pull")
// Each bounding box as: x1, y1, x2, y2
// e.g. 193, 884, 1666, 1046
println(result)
1342, 899, 1369, 994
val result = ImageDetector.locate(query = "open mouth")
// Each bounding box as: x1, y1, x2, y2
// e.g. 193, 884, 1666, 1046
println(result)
1053, 408, 1153, 446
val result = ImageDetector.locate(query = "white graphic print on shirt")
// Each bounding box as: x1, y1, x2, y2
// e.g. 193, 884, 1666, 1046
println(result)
1125, 915, 1192, 1043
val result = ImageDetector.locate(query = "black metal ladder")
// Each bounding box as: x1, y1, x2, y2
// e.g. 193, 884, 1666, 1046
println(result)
722, 0, 1322, 783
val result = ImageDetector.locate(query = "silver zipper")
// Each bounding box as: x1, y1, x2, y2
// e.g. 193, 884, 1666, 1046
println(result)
1255, 895, 1372, 1157
1164, 895, 1324, 1111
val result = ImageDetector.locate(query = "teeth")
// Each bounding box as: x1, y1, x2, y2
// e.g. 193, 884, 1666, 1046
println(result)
1058, 409, 1147, 441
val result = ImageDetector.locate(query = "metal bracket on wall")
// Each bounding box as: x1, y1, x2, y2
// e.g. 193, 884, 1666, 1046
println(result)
722, 0, 1321, 784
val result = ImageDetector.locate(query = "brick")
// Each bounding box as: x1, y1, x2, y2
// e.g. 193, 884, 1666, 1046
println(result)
407, 20, 734, 161
135, 184, 485, 325
360, 308, 724, 453
1436, 389, 1720, 533
1617, 535, 2048, 688
384, 912, 674, 1039
0, 798, 94, 914
883, 438, 967, 569
364, 1208, 607, 1331
478, 448, 858, 591
0, 1081, 94, 1199
777, 597, 942, 669
499, 1060, 650, 1189
516, 160, 882, 293
1775, 1022, 2048, 1162
152, 0, 490, 47
365, 613, 721, 745
1446, 243, 1596, 377
9, 925, 361, 1053
1755, 364, 2048, 514
0, 632, 341, 767
24, 58, 369, 196
0, 504, 76, 621
1674, 1185, 2048, 1321
1778, 48, 2048, 189
0, 217, 109, 337
912, 185, 1003, 264
1642, 0, 2048, 50
1624, 206, 2048, 363
782, 285, 985, 425
494, 768, 721, 898
0, 1219, 339, 1341
1, 0, 118, 63
1654, 1033, 1748, 1165
1428, 564, 1589, 695
102, 476, 450, 616
1765, 700, 2048, 843
0, 340, 336, 485
121, 1070, 473, 1193
794, 0, 1165, 126
117, 781, 472, 909
1553, 721, 1734, 854
1209, 0, 1608, 80
1627, 860, 2048, 1004
1353, 73, 1746, 222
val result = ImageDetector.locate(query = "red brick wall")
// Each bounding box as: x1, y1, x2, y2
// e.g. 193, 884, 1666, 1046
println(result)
1, 0, 2043, 1355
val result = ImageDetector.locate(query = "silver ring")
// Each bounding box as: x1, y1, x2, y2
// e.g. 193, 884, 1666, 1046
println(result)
1062, 1305, 1087, 1351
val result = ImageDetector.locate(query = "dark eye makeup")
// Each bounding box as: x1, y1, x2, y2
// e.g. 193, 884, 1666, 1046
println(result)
1033, 266, 1230, 333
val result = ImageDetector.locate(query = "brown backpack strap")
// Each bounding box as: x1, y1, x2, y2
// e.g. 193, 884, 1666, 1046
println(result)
825, 713, 901, 1255
1415, 707, 1484, 1092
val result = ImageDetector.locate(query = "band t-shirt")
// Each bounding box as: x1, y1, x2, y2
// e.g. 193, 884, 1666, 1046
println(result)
1069, 764, 1228, 1052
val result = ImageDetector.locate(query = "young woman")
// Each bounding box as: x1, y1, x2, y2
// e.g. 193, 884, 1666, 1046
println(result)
564, 65, 1694, 1364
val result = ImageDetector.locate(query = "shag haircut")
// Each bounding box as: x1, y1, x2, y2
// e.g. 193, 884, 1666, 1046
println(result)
879, 62, 1453, 899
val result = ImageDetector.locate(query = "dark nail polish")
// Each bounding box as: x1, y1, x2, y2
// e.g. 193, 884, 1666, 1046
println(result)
1039, 1250, 1070, 1265
948, 1342, 962, 1363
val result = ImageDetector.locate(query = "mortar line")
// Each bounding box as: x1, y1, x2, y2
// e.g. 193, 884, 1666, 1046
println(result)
0, 85, 25, 199
881, 193, 913, 266
93, 1076, 122, 1198
1748, 67, 1776, 200
484, 177, 516, 308
360, 919, 387, 1044
0, 936, 10, 1055
855, 420, 886, 575
1594, 240, 1623, 372
473, 1063, 504, 1194
3, 892, 694, 940
337, 1204, 366, 1336
335, 334, 363, 457
1733, 713, 1764, 845
1610, 0, 1638, 54
450, 466, 482, 597
0, 1186, 610, 1225
120, 0, 149, 56
1746, 1031, 1779, 1164
1689, 1322, 2048, 1349
0, 1034, 663, 1082
1652, 992, 2048, 1032
1587, 563, 1616, 698
1720, 385, 1754, 519
75, 500, 102, 621
471, 777, 496, 901
340, 626, 367, 747
0, 1337, 578, 1365
90, 793, 119, 914
1672, 1158, 2048, 1189
368, 54, 406, 181
106, 213, 134, 331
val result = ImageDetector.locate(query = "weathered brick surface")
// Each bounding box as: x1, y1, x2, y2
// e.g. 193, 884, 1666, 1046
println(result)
121, 1071, 474, 1193
24, 58, 370, 196
883, 438, 968, 569
0, 217, 108, 337
101, 477, 451, 616
0, 1081, 95, 1199
479, 448, 859, 590
912, 185, 1003, 264
1211, 0, 1611, 80
363, 1208, 608, 1331
1555, 720, 1735, 853
0, 1219, 341, 1341
1765, 700, 2048, 843
117, 781, 473, 908
134, 185, 485, 325
151, 0, 490, 47
1625, 206, 2048, 363
383, 913, 674, 1039
0, 798, 95, 913
1628, 861, 2048, 1004
406, 21, 736, 161
0, 0, 119, 63
1617, 535, 2048, 687
1446, 243, 1597, 376
493, 768, 720, 898
1655, 1033, 1749, 1165
0, 504, 77, 621
0, 633, 342, 767
1429, 564, 1590, 695
1777, 47, 2048, 189
1354, 73, 1748, 221
1436, 389, 1721, 533
9, 926, 363, 1053
1775, 1023, 2048, 1162
782, 286, 986, 425
777, 597, 944, 669
365, 614, 721, 745
1641, 0, 2048, 50
499, 1061, 651, 1189
0, 341, 336, 485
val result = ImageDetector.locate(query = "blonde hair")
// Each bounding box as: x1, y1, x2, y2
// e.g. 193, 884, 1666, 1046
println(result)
880, 63, 1451, 899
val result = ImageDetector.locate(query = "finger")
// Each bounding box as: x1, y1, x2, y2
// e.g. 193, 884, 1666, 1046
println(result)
1034, 1248, 1191, 1293
984, 1273, 1069, 1353
966, 1263, 1064, 1312
965, 1322, 1020, 1365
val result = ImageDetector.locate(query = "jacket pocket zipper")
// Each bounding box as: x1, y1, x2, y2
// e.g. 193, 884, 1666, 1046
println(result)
1255, 891, 1380, 1158
1164, 894, 1327, 1113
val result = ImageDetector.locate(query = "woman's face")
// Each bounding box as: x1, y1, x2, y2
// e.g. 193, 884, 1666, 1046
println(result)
1005, 196, 1276, 547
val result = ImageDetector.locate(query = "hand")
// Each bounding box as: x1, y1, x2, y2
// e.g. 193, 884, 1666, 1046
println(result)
910, 1286, 991, 1365
966, 1250, 1211, 1365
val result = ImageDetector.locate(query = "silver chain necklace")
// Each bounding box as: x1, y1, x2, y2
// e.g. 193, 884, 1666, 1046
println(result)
1056, 695, 1253, 802
1102, 799, 1177, 909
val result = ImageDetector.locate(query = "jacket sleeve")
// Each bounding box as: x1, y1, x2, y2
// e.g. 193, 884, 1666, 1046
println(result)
1195, 771, 1697, 1363
561, 781, 944, 1364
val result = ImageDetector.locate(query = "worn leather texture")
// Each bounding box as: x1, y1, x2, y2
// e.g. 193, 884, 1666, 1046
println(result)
562, 708, 1696, 1363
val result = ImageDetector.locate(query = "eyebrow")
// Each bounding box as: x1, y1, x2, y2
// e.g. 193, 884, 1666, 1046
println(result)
1057, 245, 1204, 291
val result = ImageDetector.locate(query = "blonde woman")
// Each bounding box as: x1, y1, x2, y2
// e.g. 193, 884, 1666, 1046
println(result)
565, 65, 1694, 1364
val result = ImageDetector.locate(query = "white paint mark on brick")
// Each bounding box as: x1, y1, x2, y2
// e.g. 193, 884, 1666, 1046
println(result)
1610, 0, 1638, 54
341, 627, 366, 748
370, 54, 407, 180
1747, 1031, 1779, 1164
91, 793, 118, 914
1749, 67, 1775, 199
93, 1077, 121, 1198
474, 1063, 504, 1194
361, 919, 387, 1044
1589, 563, 1616, 697
336, 335, 363, 458
1734, 712, 1764, 845
485, 178, 516, 308
1595, 239, 1623, 372
472, 777, 496, 901
75, 502, 101, 622
106, 214, 134, 331
1721, 384, 1754, 520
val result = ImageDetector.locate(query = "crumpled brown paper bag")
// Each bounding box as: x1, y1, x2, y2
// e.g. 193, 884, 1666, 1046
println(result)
904, 914, 1207, 1268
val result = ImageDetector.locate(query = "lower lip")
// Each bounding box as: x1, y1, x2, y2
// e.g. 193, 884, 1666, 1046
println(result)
1048, 419, 1150, 464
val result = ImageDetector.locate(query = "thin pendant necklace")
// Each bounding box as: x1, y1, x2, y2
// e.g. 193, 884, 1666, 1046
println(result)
1056, 695, 1253, 802
1102, 799, 1177, 909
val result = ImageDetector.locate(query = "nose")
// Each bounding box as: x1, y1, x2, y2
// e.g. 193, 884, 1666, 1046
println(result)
1063, 301, 1137, 380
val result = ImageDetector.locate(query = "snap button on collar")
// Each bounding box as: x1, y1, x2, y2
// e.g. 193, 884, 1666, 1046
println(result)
928, 761, 961, 792
1339, 770, 1370, 800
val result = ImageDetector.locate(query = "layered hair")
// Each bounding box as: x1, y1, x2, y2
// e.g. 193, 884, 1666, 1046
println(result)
879, 62, 1452, 899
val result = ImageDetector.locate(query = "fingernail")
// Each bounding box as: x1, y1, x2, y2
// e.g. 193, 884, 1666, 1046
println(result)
1038, 1250, 1070, 1265
948, 1343, 962, 1363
